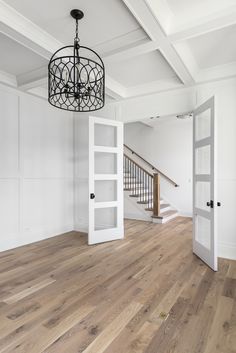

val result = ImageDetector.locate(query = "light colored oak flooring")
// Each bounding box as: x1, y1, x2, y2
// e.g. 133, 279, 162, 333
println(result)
0, 217, 235, 353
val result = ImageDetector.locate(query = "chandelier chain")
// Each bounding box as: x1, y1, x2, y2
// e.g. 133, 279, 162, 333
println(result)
75, 19, 80, 43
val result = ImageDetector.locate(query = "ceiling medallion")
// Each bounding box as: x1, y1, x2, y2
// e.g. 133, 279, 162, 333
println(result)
48, 9, 105, 112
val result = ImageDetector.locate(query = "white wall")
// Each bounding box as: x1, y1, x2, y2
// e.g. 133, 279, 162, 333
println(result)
124, 118, 193, 216
0, 84, 74, 251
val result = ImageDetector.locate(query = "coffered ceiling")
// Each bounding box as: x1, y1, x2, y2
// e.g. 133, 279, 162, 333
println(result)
0, 0, 236, 102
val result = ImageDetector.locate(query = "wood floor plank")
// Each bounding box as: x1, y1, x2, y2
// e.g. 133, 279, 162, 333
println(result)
3, 279, 56, 305
203, 296, 234, 353
0, 217, 235, 353
82, 302, 142, 353
2, 305, 94, 353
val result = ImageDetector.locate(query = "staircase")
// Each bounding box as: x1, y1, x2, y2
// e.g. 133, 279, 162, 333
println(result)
124, 145, 179, 224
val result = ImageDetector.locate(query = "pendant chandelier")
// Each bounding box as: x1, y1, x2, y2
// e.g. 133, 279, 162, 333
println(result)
48, 9, 105, 112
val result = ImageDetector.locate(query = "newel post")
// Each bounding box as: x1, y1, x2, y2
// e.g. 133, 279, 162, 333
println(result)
153, 173, 160, 217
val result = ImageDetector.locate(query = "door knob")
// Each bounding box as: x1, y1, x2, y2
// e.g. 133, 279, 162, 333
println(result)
217, 202, 221, 207
90, 193, 95, 200
206, 200, 214, 208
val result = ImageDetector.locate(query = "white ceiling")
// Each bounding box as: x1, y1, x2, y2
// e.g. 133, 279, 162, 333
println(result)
1, 0, 236, 101
105, 50, 179, 87
187, 24, 236, 69
167, 0, 236, 22
3, 0, 145, 48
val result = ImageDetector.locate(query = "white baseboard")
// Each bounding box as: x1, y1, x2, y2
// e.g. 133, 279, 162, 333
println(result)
0, 225, 74, 252
124, 212, 150, 222
219, 241, 236, 260
178, 212, 193, 218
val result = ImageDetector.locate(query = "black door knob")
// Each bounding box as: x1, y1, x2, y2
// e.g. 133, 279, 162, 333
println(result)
217, 202, 221, 207
90, 193, 95, 200
206, 200, 214, 208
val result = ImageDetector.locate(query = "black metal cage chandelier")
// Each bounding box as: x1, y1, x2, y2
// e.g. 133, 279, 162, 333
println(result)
48, 9, 105, 112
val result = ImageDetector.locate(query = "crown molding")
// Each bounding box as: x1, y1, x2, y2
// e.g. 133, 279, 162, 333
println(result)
0, 69, 17, 87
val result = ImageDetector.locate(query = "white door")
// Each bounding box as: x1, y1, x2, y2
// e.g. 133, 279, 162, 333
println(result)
89, 116, 124, 245
193, 96, 218, 271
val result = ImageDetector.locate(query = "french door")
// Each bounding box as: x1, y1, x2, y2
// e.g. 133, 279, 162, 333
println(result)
193, 96, 218, 271
88, 116, 124, 245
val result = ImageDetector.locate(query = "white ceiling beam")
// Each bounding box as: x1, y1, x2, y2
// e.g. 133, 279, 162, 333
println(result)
104, 40, 160, 62
105, 76, 127, 100
144, 0, 174, 33
0, 0, 61, 60
0, 69, 17, 87
95, 28, 148, 56
196, 62, 236, 83
122, 0, 195, 85
169, 7, 236, 43
173, 42, 199, 81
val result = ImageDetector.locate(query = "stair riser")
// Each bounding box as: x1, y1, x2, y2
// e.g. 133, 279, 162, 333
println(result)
160, 206, 172, 213
162, 213, 179, 223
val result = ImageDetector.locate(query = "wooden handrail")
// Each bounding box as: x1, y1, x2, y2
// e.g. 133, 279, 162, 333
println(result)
124, 144, 179, 187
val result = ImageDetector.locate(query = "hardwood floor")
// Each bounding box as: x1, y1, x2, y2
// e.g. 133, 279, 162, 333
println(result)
0, 217, 235, 353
